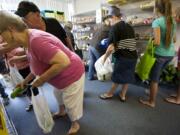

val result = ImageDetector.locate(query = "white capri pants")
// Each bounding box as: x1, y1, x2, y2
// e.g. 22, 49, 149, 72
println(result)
53, 73, 85, 121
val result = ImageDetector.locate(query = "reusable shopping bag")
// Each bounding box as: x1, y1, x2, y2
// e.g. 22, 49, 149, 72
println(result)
95, 55, 113, 81
136, 38, 156, 81
31, 86, 54, 134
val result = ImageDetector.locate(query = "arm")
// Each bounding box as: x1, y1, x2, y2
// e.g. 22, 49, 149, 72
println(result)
173, 34, 176, 43
153, 27, 161, 46
0, 43, 14, 54
54, 19, 74, 52
65, 37, 75, 52
23, 73, 35, 85
17, 73, 35, 89
9, 55, 28, 66
103, 44, 114, 64
32, 50, 71, 87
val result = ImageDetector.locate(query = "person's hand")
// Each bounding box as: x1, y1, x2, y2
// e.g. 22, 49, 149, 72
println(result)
32, 78, 44, 88
9, 56, 21, 66
102, 59, 105, 65
102, 55, 106, 65
15, 81, 26, 90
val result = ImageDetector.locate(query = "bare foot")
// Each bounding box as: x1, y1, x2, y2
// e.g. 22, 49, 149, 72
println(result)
165, 97, 180, 105
139, 98, 155, 108
68, 122, 80, 135
52, 111, 66, 119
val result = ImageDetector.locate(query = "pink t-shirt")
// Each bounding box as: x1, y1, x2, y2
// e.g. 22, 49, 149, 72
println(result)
27, 29, 84, 89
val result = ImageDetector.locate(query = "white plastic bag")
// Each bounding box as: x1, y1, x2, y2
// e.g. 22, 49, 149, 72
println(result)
9, 66, 24, 86
31, 87, 54, 134
0, 74, 7, 87
95, 55, 113, 81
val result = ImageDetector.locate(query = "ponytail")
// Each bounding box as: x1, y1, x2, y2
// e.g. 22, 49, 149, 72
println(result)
165, 0, 173, 48
155, 0, 174, 48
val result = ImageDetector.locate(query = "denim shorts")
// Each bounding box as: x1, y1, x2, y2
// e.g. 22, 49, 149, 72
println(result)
150, 55, 173, 82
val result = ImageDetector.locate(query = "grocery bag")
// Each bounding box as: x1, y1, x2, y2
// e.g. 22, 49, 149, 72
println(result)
31, 87, 54, 134
9, 66, 24, 86
136, 38, 156, 81
95, 55, 113, 81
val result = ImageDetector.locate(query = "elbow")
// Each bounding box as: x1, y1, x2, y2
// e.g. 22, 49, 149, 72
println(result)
154, 39, 160, 46
65, 58, 71, 67
53, 60, 71, 75
62, 58, 71, 69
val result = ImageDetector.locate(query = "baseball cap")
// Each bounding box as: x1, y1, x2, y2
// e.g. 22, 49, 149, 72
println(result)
15, 1, 40, 17
107, 6, 121, 18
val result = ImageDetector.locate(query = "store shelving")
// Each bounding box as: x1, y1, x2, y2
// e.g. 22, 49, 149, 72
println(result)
72, 11, 96, 47
41, 10, 65, 22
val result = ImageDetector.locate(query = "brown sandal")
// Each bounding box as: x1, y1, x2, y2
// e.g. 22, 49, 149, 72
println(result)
119, 95, 126, 102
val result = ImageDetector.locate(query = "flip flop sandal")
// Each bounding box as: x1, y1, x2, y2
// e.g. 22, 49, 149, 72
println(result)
99, 93, 113, 100
119, 96, 126, 102
52, 113, 67, 120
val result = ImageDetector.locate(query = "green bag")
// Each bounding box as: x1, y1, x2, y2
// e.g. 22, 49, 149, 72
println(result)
136, 38, 156, 81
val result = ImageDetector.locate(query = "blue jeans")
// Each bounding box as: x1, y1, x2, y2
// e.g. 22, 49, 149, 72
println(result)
88, 46, 101, 80
0, 82, 8, 98
150, 55, 173, 82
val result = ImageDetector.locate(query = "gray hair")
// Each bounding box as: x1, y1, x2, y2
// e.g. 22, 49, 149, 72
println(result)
0, 11, 27, 34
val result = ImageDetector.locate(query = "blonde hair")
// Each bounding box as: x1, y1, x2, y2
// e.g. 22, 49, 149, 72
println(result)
0, 11, 27, 34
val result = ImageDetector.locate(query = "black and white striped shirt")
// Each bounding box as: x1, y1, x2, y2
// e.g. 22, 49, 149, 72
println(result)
108, 21, 138, 59
116, 38, 136, 51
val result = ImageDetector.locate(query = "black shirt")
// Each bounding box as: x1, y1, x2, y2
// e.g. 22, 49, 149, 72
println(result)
65, 28, 75, 49
43, 17, 67, 45
109, 21, 137, 59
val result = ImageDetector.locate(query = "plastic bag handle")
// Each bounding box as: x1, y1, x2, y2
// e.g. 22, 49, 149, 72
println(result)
148, 37, 155, 57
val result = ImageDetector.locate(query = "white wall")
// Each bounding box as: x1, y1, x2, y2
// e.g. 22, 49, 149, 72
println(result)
73, 0, 103, 14
0, 0, 66, 11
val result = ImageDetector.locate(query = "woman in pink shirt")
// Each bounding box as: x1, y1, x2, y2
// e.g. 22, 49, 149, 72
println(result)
0, 11, 85, 134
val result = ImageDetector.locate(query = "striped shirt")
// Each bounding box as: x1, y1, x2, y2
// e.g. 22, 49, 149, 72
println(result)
109, 21, 138, 59
116, 38, 136, 51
